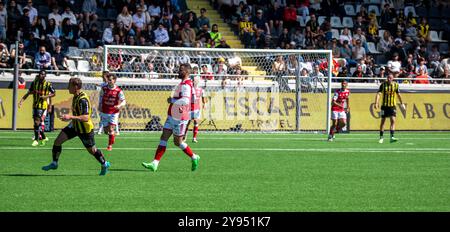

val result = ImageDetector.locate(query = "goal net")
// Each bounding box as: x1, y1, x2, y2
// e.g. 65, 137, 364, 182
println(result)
92, 45, 333, 133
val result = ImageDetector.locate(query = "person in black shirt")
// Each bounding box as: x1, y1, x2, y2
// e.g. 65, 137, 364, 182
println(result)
51, 44, 68, 73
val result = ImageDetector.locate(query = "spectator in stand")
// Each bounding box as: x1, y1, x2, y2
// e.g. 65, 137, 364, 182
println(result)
102, 22, 115, 45
148, 1, 162, 24
277, 27, 291, 48
11, 41, 32, 70
367, 18, 379, 43
76, 21, 91, 49
132, 7, 147, 38
352, 39, 366, 61
23, 0, 38, 27
216, 38, 231, 48
154, 23, 169, 46
339, 27, 352, 46
201, 64, 214, 80
0, 2, 7, 41
45, 18, 61, 52
252, 28, 266, 49
159, 12, 172, 32
214, 57, 228, 79
417, 17, 430, 42
329, 38, 340, 58
415, 57, 428, 76
197, 24, 211, 43
210, 24, 222, 47
142, 23, 155, 45
34, 46, 52, 70
185, 11, 198, 31
353, 15, 366, 33
61, 6, 78, 26
352, 64, 364, 83
340, 40, 356, 67
48, 7, 63, 28
145, 63, 159, 79
161, 0, 175, 20
117, 6, 134, 36
390, 38, 407, 64
87, 23, 102, 48
51, 44, 68, 73
252, 9, 270, 35
0, 42, 10, 68
20, 8, 33, 41
82, 0, 98, 26
320, 0, 339, 17
414, 66, 430, 84
306, 13, 319, 38
379, 30, 394, 54
7, 1, 21, 41
357, 5, 369, 22
169, 23, 182, 46
197, 8, 210, 29
291, 27, 305, 49
304, 25, 316, 49
388, 52, 402, 74
353, 27, 368, 51
428, 45, 441, 73
380, 3, 396, 29
283, 3, 297, 33
404, 21, 419, 44
181, 22, 196, 47
171, 10, 184, 28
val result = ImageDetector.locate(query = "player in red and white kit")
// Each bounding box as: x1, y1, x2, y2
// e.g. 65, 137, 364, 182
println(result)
98, 74, 126, 151
328, 80, 350, 142
142, 64, 200, 172
185, 76, 207, 143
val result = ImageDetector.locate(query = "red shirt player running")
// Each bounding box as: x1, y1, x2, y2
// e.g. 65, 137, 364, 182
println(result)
328, 80, 350, 141
142, 64, 201, 172
98, 74, 126, 151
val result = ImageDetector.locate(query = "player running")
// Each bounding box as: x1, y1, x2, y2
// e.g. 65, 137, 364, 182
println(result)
142, 63, 200, 172
375, 73, 406, 143
328, 80, 350, 142
185, 76, 207, 143
41, 77, 110, 175
18, 70, 55, 146
98, 74, 126, 151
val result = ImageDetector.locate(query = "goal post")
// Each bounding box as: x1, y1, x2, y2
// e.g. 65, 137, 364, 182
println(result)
101, 45, 332, 133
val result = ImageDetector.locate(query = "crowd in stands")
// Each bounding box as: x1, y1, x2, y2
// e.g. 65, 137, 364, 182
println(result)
0, 0, 449, 84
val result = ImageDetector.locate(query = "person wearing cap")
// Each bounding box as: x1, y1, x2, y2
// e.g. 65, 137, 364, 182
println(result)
19, 69, 56, 146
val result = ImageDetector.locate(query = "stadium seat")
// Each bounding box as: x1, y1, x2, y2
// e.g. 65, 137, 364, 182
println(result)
66, 46, 81, 57
430, 31, 448, 43
440, 43, 449, 55
344, 5, 356, 16
378, 29, 385, 38
356, 5, 361, 14
404, 6, 417, 17
368, 5, 380, 16
429, 19, 444, 31
77, 60, 90, 72
342, 17, 354, 28
330, 16, 344, 28
350, 67, 356, 76
318, 16, 326, 26
66, 59, 77, 72
369, 0, 381, 4
331, 29, 339, 40
297, 16, 310, 27
367, 42, 381, 54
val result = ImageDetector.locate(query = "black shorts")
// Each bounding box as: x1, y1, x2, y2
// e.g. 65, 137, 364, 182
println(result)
32, 108, 46, 119
380, 106, 396, 118
62, 126, 96, 148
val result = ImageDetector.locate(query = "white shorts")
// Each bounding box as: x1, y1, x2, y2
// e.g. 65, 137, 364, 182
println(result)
163, 116, 189, 136
331, 111, 347, 120
100, 112, 119, 127
190, 110, 201, 119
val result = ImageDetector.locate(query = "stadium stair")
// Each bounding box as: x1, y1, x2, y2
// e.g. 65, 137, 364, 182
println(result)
186, 0, 268, 80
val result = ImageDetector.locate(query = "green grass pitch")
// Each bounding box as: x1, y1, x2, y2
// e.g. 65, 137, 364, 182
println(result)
0, 131, 449, 212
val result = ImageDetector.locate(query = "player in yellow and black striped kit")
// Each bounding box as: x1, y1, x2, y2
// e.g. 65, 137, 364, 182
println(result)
41, 77, 110, 175
19, 70, 55, 146
374, 73, 406, 144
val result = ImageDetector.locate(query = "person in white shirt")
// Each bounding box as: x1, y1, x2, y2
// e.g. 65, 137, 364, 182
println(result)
387, 52, 402, 73
48, 6, 62, 27
154, 23, 169, 46
102, 22, 115, 45
117, 6, 133, 35
145, 63, 159, 79
132, 7, 146, 37
61, 6, 77, 26
23, 0, 37, 26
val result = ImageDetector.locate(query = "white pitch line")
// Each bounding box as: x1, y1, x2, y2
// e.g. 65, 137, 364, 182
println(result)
0, 147, 449, 153
0, 136, 449, 140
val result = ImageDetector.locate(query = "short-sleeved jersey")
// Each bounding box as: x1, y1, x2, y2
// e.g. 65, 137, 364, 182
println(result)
168, 79, 193, 120
72, 92, 94, 134
331, 88, 350, 112
191, 87, 204, 111
378, 81, 400, 107
28, 78, 55, 109
99, 85, 125, 114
